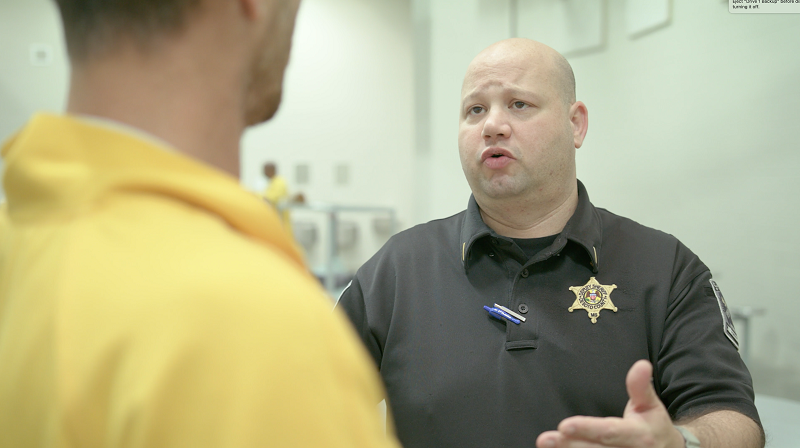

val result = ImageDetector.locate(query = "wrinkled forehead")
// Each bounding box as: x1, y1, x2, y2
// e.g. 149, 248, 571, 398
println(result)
461, 54, 558, 102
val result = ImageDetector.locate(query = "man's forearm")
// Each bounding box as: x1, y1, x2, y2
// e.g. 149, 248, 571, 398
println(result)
679, 410, 763, 448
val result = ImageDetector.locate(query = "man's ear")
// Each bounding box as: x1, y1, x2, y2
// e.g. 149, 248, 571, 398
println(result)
570, 101, 588, 149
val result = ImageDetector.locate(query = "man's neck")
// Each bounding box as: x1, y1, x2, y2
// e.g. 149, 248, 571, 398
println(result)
477, 183, 579, 239
66, 39, 245, 177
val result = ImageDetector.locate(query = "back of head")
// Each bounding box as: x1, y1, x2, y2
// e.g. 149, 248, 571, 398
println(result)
263, 162, 277, 178
51, 0, 302, 173
54, 0, 202, 61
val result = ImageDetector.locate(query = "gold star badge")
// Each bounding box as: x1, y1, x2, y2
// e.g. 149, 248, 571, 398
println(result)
568, 277, 618, 323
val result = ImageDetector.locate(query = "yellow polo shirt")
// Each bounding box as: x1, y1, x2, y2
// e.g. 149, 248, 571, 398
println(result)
262, 175, 292, 230
262, 175, 289, 205
0, 114, 397, 448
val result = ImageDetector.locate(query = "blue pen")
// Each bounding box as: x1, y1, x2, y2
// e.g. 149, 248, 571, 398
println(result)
483, 305, 521, 325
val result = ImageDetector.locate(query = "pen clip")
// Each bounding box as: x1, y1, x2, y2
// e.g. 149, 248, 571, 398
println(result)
493, 303, 526, 322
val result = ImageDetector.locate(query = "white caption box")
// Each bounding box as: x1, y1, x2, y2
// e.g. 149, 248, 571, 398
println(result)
730, 0, 800, 13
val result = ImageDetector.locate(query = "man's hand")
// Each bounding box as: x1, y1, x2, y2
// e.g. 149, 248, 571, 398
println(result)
535, 360, 685, 448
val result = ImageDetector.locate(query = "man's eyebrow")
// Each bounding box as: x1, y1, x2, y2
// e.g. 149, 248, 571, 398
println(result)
461, 92, 480, 107
461, 87, 541, 106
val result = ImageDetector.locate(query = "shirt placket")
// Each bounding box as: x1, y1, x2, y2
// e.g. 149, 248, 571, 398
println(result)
499, 239, 567, 350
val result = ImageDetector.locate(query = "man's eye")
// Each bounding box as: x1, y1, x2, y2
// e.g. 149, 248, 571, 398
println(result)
469, 106, 484, 115
512, 101, 527, 109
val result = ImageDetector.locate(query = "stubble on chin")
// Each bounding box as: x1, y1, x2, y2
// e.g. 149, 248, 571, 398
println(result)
477, 175, 527, 200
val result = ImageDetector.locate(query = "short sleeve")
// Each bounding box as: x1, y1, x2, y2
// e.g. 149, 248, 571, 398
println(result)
655, 243, 760, 427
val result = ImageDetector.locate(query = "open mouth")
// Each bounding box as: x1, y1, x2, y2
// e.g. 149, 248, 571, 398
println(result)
482, 149, 513, 169
481, 147, 514, 165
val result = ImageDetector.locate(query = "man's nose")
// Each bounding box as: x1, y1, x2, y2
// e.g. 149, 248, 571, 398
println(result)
482, 108, 511, 142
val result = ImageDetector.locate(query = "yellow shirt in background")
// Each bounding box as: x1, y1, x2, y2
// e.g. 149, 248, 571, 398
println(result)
262, 175, 289, 205
262, 175, 292, 230
0, 114, 398, 448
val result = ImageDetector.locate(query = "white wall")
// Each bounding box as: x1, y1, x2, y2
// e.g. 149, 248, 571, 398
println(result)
240, 0, 414, 274
415, 0, 800, 399
240, 0, 413, 217
0, 0, 69, 200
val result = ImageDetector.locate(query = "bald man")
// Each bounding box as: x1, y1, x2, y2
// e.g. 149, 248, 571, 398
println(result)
337, 39, 762, 448
0, 1, 399, 447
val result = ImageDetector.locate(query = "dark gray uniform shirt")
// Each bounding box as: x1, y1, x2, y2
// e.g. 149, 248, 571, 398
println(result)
337, 181, 759, 448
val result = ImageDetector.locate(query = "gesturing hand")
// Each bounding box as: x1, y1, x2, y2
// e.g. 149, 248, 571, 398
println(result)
535, 360, 685, 448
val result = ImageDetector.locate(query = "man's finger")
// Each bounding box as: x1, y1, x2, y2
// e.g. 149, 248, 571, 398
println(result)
536, 430, 561, 448
535, 431, 596, 448
554, 416, 645, 446
536, 429, 622, 448
625, 359, 661, 414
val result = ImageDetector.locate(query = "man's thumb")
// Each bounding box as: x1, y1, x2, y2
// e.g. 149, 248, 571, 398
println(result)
625, 359, 661, 413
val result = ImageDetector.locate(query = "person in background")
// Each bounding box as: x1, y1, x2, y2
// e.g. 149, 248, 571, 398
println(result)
0, 0, 400, 447
262, 161, 292, 228
337, 38, 763, 448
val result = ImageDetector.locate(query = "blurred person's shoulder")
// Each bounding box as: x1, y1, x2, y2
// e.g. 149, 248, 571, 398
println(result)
60, 186, 400, 445
75, 187, 327, 320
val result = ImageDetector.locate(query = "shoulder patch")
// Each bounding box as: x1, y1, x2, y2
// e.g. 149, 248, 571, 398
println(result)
709, 279, 739, 350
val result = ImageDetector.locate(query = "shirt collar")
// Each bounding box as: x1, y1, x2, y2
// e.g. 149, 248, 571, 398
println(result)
561, 180, 603, 272
460, 180, 602, 273
72, 114, 177, 153
459, 194, 494, 264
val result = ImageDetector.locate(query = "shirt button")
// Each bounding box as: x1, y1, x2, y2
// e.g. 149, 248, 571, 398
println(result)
520, 269, 529, 278
518, 304, 529, 314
